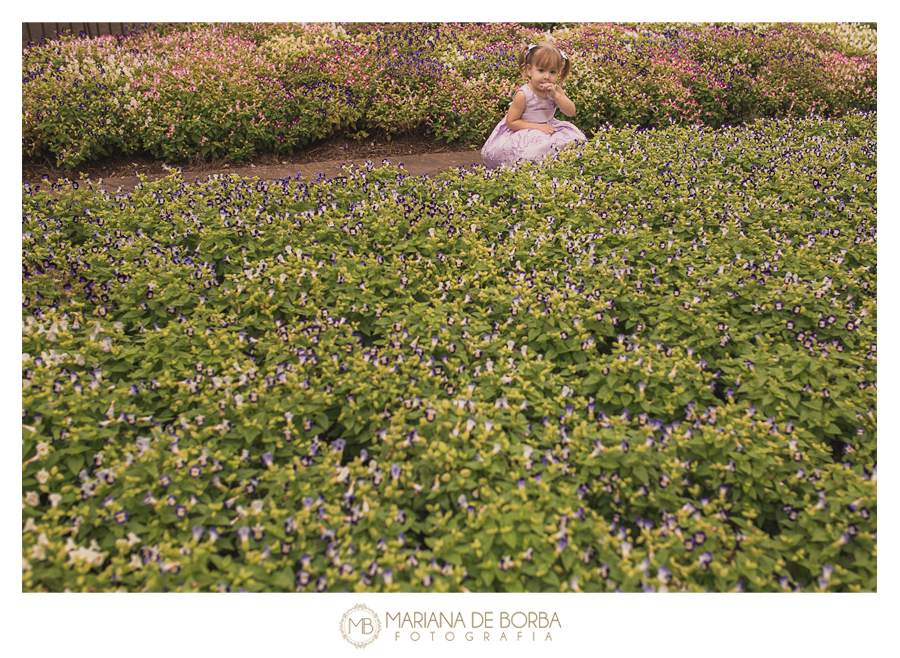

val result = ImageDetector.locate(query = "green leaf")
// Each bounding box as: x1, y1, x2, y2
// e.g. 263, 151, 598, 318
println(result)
66, 454, 84, 475
271, 566, 294, 590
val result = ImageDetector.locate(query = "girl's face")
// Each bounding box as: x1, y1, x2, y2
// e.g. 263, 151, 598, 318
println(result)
526, 60, 560, 91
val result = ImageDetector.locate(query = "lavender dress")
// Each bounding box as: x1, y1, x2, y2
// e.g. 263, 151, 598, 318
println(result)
481, 84, 587, 169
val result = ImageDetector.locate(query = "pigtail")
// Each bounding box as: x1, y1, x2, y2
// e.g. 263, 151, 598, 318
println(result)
558, 55, 572, 82
516, 43, 532, 77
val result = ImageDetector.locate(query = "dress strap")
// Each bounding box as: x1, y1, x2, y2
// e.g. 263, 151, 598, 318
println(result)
511, 84, 531, 104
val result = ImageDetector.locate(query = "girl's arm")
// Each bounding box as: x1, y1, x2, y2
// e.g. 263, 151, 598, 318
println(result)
547, 85, 576, 117
505, 90, 554, 134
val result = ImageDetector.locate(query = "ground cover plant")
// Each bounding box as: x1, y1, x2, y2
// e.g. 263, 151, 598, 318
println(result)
22, 111, 876, 592
23, 22, 876, 168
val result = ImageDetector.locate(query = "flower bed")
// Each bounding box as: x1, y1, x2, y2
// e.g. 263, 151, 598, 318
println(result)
22, 22, 877, 168
22, 111, 876, 592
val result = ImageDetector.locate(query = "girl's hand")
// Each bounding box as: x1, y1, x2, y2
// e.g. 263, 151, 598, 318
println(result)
535, 123, 555, 135
540, 83, 560, 99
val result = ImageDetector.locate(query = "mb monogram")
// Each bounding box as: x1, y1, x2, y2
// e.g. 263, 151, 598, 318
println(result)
340, 604, 382, 648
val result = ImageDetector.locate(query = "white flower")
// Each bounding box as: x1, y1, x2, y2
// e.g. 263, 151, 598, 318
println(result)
23, 518, 38, 533
48, 493, 62, 508
24, 491, 39, 507
36, 469, 50, 484
31, 544, 46, 560
67, 545, 104, 567
126, 532, 142, 548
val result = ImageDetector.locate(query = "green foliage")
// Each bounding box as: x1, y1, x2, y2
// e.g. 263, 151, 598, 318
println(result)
22, 112, 876, 592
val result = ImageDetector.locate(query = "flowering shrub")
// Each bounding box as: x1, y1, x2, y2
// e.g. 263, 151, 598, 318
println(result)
22, 111, 876, 592
23, 22, 876, 168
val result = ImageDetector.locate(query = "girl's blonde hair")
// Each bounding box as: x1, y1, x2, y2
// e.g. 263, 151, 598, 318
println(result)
516, 41, 572, 82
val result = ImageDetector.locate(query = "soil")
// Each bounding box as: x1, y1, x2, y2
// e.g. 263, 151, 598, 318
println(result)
21, 129, 484, 185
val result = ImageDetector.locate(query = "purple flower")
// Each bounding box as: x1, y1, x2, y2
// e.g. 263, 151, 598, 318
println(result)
698, 551, 713, 570
390, 464, 401, 481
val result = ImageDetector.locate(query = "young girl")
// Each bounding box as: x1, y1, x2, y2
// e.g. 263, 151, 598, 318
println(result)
481, 41, 587, 169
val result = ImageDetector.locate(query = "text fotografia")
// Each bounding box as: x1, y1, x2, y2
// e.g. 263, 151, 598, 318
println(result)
387, 611, 561, 642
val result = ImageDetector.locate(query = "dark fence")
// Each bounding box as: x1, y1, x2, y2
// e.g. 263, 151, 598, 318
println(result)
22, 23, 148, 49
